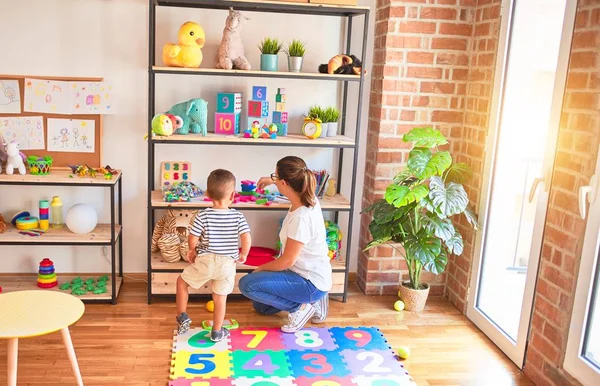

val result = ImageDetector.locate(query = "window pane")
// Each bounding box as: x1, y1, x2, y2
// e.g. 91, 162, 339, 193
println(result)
583, 249, 600, 369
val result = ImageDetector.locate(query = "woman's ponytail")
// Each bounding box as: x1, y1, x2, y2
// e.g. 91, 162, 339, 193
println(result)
276, 156, 316, 208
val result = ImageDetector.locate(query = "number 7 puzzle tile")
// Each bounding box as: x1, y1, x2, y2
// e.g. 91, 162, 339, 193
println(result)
169, 379, 233, 386
330, 327, 391, 351
230, 327, 285, 351
281, 328, 337, 351
170, 350, 233, 380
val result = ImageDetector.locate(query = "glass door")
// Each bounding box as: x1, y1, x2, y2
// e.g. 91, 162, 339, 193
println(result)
466, 0, 577, 367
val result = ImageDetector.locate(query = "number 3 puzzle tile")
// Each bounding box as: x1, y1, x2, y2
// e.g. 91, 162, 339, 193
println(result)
281, 328, 337, 351
293, 376, 356, 386
286, 350, 349, 378
340, 349, 404, 377
232, 350, 291, 378
329, 327, 391, 351
232, 376, 296, 386
169, 378, 233, 386
230, 327, 285, 351
170, 350, 233, 379
174, 328, 231, 352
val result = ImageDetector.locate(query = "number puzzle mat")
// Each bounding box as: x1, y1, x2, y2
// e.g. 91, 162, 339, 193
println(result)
169, 326, 416, 386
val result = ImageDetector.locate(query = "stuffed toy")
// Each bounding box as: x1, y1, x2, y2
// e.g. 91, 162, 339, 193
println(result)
0, 213, 6, 234
216, 8, 251, 70
318, 54, 366, 75
162, 21, 206, 68
0, 133, 7, 174
151, 209, 198, 263
166, 98, 208, 136
4, 141, 26, 175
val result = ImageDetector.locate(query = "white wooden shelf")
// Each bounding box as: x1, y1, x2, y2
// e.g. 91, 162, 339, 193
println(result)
0, 224, 122, 245
151, 132, 356, 148
0, 168, 121, 186
0, 275, 123, 301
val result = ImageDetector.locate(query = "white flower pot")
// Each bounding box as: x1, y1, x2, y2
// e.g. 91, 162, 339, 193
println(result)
320, 123, 329, 138
327, 122, 339, 137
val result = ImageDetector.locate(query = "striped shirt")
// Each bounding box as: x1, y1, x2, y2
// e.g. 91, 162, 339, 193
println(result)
189, 208, 250, 259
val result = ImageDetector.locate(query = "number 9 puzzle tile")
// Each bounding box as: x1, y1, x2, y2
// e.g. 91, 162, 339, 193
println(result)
230, 328, 285, 351
281, 328, 337, 351
330, 327, 391, 351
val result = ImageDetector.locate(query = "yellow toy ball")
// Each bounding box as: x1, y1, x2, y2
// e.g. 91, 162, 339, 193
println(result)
397, 346, 411, 359
206, 300, 215, 312
394, 300, 405, 311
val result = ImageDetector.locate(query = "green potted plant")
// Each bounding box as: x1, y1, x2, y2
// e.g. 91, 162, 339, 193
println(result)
259, 37, 283, 72
285, 40, 306, 73
364, 127, 480, 312
325, 106, 340, 137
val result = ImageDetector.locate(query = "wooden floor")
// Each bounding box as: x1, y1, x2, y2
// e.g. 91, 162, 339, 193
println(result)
0, 281, 533, 386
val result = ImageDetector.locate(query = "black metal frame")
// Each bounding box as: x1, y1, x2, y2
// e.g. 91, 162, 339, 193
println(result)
147, 0, 369, 304
0, 174, 124, 304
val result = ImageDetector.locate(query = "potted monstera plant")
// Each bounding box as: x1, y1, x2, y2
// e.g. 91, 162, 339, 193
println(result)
364, 127, 480, 312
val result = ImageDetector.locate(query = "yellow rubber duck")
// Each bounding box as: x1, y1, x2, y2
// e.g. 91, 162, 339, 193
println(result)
162, 21, 206, 68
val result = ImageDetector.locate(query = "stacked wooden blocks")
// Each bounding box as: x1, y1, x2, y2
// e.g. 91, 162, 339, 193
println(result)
215, 92, 242, 135
248, 86, 269, 130
272, 88, 288, 136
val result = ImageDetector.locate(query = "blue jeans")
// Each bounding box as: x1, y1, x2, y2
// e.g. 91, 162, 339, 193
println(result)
239, 270, 326, 314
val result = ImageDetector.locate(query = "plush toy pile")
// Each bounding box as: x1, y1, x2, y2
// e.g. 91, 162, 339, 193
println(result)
152, 209, 198, 263
318, 54, 366, 75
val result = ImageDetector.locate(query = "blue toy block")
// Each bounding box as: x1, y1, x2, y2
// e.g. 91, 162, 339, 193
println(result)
261, 101, 269, 117
252, 86, 267, 101
272, 111, 288, 124
248, 100, 269, 117
216, 92, 242, 113
275, 123, 288, 136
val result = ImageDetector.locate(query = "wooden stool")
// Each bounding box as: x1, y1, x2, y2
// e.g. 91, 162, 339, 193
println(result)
0, 290, 85, 386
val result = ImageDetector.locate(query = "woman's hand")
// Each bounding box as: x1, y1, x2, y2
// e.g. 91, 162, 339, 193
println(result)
257, 176, 273, 191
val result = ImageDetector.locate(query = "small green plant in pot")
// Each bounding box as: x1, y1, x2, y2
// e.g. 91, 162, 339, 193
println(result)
364, 127, 480, 312
259, 37, 283, 71
285, 40, 306, 73
324, 106, 340, 137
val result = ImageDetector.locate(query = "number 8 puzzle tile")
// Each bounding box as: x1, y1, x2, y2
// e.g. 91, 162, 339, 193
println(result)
340, 349, 404, 378
170, 350, 233, 380
230, 328, 285, 351
329, 327, 391, 351
232, 376, 296, 386
293, 376, 356, 386
281, 328, 337, 351
169, 378, 233, 386
232, 350, 291, 378
286, 350, 349, 378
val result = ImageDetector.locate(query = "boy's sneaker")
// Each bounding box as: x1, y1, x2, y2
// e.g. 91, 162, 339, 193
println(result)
211, 327, 230, 342
281, 304, 316, 333
176, 312, 192, 335
311, 295, 329, 324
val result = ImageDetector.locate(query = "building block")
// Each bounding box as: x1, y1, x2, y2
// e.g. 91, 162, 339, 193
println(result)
216, 92, 242, 113
248, 100, 269, 117
276, 93, 287, 103
272, 111, 288, 124
277, 88, 286, 94
252, 86, 267, 101
275, 102, 286, 112
215, 112, 240, 135
275, 123, 288, 136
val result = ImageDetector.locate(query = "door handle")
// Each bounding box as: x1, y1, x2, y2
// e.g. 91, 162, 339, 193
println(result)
579, 174, 599, 219
528, 177, 545, 203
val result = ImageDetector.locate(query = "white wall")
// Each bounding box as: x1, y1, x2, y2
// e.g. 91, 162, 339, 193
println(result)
0, 0, 373, 274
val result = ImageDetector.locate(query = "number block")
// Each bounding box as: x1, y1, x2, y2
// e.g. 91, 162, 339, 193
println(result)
217, 92, 242, 113
330, 327, 391, 351
232, 377, 296, 386
277, 88, 286, 94
272, 111, 288, 124
275, 123, 288, 136
276, 93, 287, 103
275, 102, 286, 112
161, 161, 191, 187
252, 86, 267, 101
286, 350, 349, 378
215, 112, 240, 135
340, 349, 404, 377
232, 350, 292, 378
169, 350, 232, 379
281, 328, 337, 351
230, 327, 285, 351
248, 100, 269, 117
294, 376, 356, 386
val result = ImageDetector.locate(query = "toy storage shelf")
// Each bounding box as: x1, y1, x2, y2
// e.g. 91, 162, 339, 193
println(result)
151, 133, 356, 148
0, 172, 124, 304
0, 275, 123, 302
150, 191, 351, 211
148, 0, 369, 304
153, 66, 361, 82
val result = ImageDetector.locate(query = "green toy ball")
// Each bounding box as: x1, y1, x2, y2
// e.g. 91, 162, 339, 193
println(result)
397, 346, 411, 359
394, 300, 405, 311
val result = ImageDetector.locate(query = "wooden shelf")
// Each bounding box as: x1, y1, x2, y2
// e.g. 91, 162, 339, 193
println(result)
0, 224, 122, 245
150, 191, 350, 211
150, 251, 347, 272
0, 275, 123, 302
151, 132, 356, 148
0, 168, 121, 186
153, 66, 361, 82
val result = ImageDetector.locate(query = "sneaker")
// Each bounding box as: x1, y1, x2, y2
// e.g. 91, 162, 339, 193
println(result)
311, 295, 329, 324
211, 327, 230, 342
281, 303, 316, 333
176, 312, 192, 335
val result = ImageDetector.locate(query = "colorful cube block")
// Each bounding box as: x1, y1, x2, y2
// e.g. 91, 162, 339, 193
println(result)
277, 88, 286, 94
248, 100, 269, 117
215, 112, 240, 135
275, 102, 286, 112
276, 94, 287, 103
217, 92, 242, 113
252, 86, 267, 101
272, 111, 288, 124
275, 123, 288, 136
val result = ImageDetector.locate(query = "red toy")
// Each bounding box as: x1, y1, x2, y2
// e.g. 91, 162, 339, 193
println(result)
242, 246, 277, 266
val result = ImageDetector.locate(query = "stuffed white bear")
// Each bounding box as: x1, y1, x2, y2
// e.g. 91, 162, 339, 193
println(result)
216, 8, 251, 70
4, 141, 26, 175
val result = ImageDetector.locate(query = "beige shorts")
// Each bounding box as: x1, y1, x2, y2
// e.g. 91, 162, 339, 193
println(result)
181, 253, 237, 295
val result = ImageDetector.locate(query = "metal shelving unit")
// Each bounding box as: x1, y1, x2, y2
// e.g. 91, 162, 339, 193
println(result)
0, 169, 124, 304
147, 0, 369, 303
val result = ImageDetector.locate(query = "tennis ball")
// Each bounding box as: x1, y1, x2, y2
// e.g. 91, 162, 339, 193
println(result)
206, 300, 215, 313
394, 300, 405, 311
397, 346, 411, 359
398, 290, 402, 299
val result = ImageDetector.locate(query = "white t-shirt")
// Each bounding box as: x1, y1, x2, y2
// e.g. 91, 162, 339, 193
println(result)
279, 200, 332, 292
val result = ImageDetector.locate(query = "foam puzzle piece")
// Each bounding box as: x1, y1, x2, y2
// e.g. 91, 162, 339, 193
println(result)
281, 328, 337, 351
340, 349, 404, 378
230, 327, 286, 351
169, 378, 233, 386
170, 350, 233, 379
232, 376, 296, 386
286, 350, 349, 378
351, 375, 416, 386
232, 350, 292, 378
329, 327, 391, 351
174, 329, 231, 352
294, 376, 356, 386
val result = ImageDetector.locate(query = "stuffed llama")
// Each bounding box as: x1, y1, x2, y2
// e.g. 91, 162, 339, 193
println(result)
5, 141, 26, 175
216, 8, 251, 70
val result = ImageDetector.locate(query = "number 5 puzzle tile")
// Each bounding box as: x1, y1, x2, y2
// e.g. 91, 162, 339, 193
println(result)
230, 327, 285, 351
329, 327, 391, 351
293, 376, 356, 386
232, 376, 295, 386
340, 349, 404, 378
286, 350, 349, 378
169, 378, 233, 386
232, 350, 291, 378
281, 328, 337, 351
170, 350, 233, 380
174, 328, 231, 352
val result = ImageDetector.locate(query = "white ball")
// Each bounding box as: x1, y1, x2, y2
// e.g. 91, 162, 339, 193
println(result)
66, 204, 98, 234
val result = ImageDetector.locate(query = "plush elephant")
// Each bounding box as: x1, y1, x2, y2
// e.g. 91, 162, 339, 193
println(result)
166, 98, 208, 136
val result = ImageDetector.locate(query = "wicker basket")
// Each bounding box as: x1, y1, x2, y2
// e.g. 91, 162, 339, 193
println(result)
398, 282, 430, 312
27, 156, 53, 175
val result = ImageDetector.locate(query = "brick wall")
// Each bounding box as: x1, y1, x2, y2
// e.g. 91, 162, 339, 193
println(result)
524, 1, 600, 385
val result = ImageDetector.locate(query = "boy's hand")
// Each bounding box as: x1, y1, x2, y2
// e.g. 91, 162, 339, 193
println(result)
187, 250, 197, 263
238, 254, 247, 264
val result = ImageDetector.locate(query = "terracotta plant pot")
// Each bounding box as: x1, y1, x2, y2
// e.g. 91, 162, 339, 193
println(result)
398, 281, 430, 312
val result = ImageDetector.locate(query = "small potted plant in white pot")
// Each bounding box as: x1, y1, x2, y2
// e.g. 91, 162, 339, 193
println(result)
325, 106, 340, 137
259, 37, 283, 72
285, 40, 306, 73
364, 127, 480, 312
